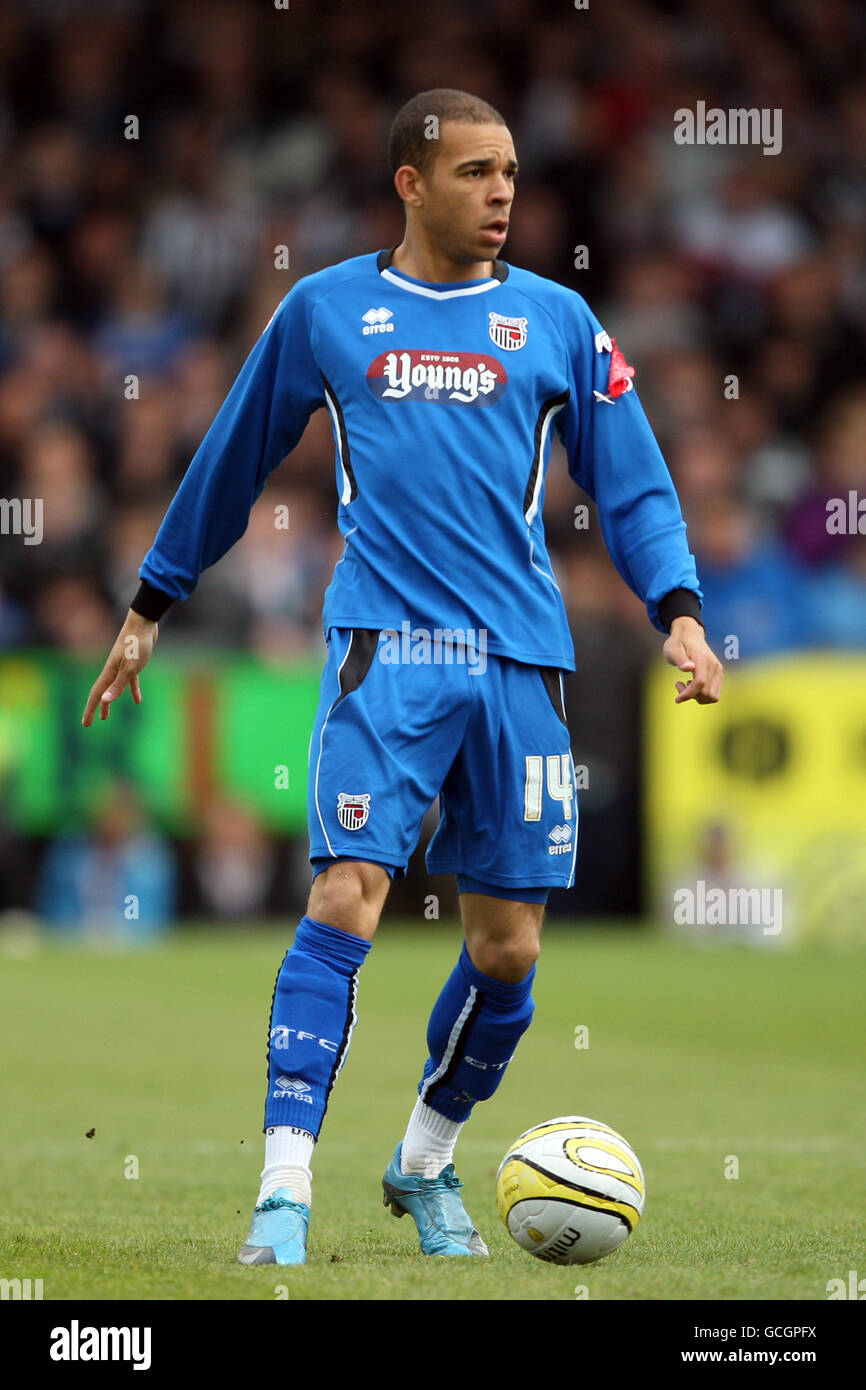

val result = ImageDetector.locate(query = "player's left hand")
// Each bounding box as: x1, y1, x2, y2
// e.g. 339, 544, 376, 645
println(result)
662, 616, 723, 705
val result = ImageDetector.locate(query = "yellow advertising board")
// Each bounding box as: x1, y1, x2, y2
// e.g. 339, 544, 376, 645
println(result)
644, 654, 866, 945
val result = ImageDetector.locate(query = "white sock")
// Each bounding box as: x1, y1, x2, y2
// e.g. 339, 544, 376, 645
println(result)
256, 1125, 315, 1207
400, 1098, 464, 1178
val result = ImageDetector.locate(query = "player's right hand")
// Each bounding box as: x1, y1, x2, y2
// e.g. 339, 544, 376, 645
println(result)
81, 610, 159, 727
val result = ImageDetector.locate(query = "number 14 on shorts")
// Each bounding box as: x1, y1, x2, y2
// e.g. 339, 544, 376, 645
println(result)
524, 754, 574, 821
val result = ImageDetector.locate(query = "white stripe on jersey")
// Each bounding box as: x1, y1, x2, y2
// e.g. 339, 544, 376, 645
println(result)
524, 399, 567, 526
528, 537, 563, 591
379, 267, 502, 300
324, 387, 354, 505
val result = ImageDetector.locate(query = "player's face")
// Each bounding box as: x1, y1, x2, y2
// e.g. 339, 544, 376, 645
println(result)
420, 121, 517, 265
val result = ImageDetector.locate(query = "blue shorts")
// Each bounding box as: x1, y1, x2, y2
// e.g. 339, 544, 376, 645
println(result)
307, 628, 578, 897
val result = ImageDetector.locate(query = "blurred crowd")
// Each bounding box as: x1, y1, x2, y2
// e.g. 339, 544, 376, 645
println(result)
0, 0, 864, 925
1, 0, 864, 658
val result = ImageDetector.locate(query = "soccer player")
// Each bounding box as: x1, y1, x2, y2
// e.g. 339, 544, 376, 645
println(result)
82, 89, 723, 1264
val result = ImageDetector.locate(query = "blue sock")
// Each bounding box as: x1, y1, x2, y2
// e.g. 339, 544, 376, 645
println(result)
418, 943, 535, 1122
264, 916, 371, 1137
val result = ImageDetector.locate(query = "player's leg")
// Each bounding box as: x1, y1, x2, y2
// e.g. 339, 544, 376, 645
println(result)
241, 627, 467, 1265
459, 889, 544, 982
386, 654, 576, 1255
262, 857, 390, 1186
238, 859, 391, 1266
404, 888, 543, 1164
403, 890, 543, 1172
383, 888, 545, 1256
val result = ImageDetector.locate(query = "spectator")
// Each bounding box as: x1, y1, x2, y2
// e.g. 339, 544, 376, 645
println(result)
35, 779, 177, 943
193, 797, 274, 920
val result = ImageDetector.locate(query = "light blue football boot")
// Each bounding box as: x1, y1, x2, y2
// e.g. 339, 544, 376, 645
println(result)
237, 1188, 309, 1265
382, 1144, 489, 1257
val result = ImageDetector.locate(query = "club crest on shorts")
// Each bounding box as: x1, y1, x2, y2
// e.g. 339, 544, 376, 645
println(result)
337, 792, 371, 831
488, 311, 527, 351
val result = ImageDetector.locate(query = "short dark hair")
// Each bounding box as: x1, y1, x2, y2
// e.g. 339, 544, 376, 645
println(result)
388, 88, 507, 177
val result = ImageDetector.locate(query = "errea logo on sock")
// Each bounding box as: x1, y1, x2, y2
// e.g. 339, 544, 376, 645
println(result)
273, 1075, 313, 1104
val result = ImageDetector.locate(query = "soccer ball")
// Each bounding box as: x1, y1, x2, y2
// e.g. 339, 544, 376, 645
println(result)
496, 1115, 645, 1265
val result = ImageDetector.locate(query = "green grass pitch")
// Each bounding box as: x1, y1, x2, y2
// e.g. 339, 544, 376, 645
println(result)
1, 923, 863, 1301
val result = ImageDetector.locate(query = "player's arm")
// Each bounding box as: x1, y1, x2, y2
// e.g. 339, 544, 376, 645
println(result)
82, 280, 324, 727
557, 297, 722, 705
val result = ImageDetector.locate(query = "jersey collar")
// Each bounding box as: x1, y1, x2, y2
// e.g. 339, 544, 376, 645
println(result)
376, 246, 508, 299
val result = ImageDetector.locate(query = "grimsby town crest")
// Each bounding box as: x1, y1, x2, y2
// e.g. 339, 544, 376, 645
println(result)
337, 792, 371, 831
488, 311, 527, 351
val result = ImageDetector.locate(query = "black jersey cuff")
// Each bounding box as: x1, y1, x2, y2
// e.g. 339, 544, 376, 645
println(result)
130, 579, 175, 622
658, 588, 704, 633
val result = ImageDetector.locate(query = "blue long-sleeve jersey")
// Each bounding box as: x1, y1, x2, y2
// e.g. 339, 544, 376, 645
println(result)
138, 248, 702, 670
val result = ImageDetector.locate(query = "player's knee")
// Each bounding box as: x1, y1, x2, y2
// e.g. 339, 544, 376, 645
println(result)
472, 931, 540, 984
306, 860, 389, 940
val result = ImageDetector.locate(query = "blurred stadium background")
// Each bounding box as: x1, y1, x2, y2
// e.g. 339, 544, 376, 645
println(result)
0, 0, 864, 946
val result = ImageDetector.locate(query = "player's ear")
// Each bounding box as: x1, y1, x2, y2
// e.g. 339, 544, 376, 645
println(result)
394, 165, 424, 207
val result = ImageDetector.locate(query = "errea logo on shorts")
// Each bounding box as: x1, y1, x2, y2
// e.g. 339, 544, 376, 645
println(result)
548, 824, 573, 854
273, 1075, 313, 1104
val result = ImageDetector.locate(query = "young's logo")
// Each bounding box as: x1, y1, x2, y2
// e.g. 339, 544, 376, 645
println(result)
366, 350, 506, 405
337, 792, 371, 830
488, 311, 527, 351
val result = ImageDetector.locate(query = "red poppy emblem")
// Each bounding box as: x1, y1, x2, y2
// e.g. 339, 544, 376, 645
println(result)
607, 339, 635, 398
